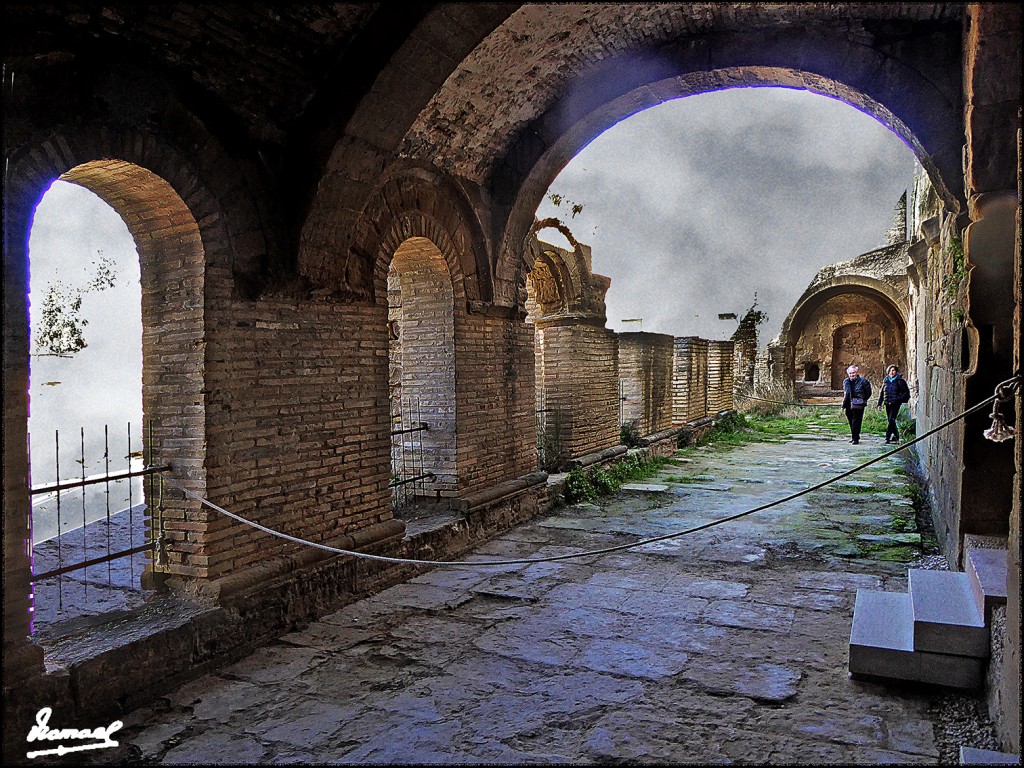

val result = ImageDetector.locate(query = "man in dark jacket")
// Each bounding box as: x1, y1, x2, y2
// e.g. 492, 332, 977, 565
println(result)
841, 365, 872, 444
876, 363, 911, 444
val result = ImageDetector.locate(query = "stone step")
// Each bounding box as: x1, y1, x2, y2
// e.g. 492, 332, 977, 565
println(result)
908, 569, 988, 657
964, 547, 1008, 618
848, 590, 985, 689
959, 746, 1021, 765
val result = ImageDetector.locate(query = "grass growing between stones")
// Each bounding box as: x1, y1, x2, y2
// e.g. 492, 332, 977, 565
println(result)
564, 453, 670, 503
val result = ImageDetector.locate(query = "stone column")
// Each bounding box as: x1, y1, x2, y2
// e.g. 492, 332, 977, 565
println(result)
962, 4, 1020, 750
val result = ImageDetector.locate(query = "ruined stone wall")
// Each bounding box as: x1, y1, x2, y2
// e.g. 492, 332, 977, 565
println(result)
673, 337, 709, 424
537, 323, 619, 465
793, 293, 906, 396
908, 217, 968, 560
618, 332, 675, 437
731, 321, 759, 394
708, 340, 736, 414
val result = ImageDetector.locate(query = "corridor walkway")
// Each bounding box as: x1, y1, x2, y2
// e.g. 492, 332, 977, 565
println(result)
104, 416, 951, 764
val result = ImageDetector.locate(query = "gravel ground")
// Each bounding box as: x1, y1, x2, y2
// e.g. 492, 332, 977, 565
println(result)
930, 691, 1004, 764
909, 546, 1008, 763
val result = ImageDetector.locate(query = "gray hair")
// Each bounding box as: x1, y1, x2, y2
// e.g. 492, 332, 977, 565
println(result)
846, 365, 859, 374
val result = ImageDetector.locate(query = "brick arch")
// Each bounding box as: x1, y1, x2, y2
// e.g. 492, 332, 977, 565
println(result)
494, 58, 964, 306
2, 131, 241, 637
363, 169, 486, 307
387, 237, 459, 501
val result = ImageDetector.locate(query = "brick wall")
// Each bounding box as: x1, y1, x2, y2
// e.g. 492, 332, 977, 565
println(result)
454, 310, 538, 493
536, 322, 619, 465
200, 300, 393, 581
618, 332, 675, 436
673, 337, 709, 424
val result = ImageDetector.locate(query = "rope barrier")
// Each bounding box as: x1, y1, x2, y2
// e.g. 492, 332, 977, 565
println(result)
160, 373, 1020, 569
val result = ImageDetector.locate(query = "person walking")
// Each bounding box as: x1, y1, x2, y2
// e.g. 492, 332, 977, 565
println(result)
841, 365, 872, 444
876, 363, 911, 444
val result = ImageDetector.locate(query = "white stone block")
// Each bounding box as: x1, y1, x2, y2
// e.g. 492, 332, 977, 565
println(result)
848, 590, 985, 689
908, 569, 988, 657
965, 547, 1008, 616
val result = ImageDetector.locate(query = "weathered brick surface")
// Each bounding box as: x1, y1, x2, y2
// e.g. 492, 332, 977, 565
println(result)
455, 310, 538, 494
673, 337, 709, 424
202, 299, 393, 578
536, 323, 620, 466
708, 340, 736, 414
618, 332, 674, 437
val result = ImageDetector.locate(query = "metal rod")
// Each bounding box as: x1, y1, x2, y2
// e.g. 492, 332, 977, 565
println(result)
388, 472, 436, 488
80, 427, 87, 599
33, 540, 157, 581
104, 425, 111, 584
389, 423, 429, 436
128, 421, 134, 582
55, 428, 63, 611
30, 463, 172, 495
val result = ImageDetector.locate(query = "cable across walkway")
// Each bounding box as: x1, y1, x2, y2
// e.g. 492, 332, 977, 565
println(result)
160, 373, 1020, 569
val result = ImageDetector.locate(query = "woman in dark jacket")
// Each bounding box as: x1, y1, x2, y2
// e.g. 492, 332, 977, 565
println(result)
876, 364, 911, 444
841, 365, 872, 444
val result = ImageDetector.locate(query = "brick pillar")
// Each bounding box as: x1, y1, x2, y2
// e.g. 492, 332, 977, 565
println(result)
709, 340, 736, 413
673, 337, 709, 424
618, 332, 674, 436
537, 321, 619, 465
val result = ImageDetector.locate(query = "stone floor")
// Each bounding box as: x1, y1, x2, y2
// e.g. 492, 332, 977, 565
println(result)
66, 419, 960, 764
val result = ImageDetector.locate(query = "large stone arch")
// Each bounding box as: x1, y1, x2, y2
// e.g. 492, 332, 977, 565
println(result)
494, 62, 960, 303
771, 274, 909, 396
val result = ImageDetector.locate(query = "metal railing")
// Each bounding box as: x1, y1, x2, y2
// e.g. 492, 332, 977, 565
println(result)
389, 397, 433, 510
29, 421, 166, 617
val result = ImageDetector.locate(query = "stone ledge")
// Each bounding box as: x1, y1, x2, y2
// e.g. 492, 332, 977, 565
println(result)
450, 471, 548, 514
564, 445, 628, 471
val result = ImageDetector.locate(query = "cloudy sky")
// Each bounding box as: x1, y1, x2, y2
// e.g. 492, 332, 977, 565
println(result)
28, 85, 918, 494
29, 181, 143, 498
535, 86, 920, 343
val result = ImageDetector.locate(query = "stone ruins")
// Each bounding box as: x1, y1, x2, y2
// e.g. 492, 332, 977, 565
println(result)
3, 3, 1020, 761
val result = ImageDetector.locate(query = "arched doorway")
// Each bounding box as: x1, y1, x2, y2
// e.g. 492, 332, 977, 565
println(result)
387, 237, 457, 510
16, 160, 208, 633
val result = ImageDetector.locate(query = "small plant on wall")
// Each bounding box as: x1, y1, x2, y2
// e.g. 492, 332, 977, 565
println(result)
942, 234, 969, 327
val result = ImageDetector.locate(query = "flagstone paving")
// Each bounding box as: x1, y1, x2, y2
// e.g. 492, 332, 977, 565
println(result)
91, 424, 957, 764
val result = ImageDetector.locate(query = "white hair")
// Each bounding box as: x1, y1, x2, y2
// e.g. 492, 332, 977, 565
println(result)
847, 365, 859, 374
